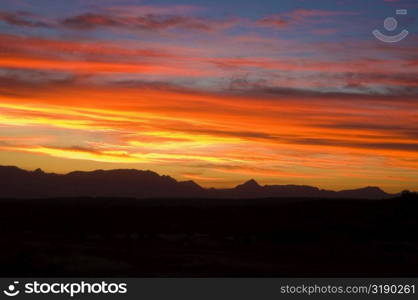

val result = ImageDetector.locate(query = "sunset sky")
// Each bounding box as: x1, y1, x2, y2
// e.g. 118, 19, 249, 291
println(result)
0, 0, 417, 192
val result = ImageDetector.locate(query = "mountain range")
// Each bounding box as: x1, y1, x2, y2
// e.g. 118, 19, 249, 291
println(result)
0, 165, 397, 199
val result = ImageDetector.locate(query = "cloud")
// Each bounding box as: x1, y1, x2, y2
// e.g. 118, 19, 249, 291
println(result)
0, 11, 51, 27
62, 13, 121, 29
1, 6, 237, 33
0, 33, 184, 65
257, 17, 288, 28
102, 4, 202, 16
61, 12, 235, 32
257, 9, 359, 28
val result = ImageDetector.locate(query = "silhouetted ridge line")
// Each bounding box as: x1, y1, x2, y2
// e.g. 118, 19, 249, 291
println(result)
0, 165, 396, 199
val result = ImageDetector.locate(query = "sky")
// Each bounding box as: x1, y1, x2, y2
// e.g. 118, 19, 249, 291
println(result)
0, 0, 417, 192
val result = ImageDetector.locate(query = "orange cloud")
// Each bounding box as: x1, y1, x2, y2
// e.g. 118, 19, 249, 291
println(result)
0, 77, 417, 193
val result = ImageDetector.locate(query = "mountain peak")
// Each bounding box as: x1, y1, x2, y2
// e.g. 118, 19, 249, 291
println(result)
236, 179, 261, 189
179, 180, 203, 190
342, 186, 384, 193
33, 168, 44, 174
338, 186, 389, 199
362, 186, 384, 191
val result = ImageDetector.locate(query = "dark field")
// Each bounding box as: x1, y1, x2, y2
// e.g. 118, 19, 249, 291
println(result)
1, 197, 417, 277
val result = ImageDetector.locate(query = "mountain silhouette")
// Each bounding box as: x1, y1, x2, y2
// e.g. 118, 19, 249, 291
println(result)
0, 165, 394, 199
236, 179, 262, 190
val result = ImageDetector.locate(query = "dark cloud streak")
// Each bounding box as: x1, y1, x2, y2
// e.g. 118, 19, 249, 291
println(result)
61, 13, 219, 31
0, 11, 51, 27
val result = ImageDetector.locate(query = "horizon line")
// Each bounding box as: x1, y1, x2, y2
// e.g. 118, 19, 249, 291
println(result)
1, 164, 413, 194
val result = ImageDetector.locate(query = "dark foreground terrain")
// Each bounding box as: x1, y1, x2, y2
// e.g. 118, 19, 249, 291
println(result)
1, 196, 417, 277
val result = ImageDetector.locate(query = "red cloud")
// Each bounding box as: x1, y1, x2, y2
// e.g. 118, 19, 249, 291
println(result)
257, 9, 359, 28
